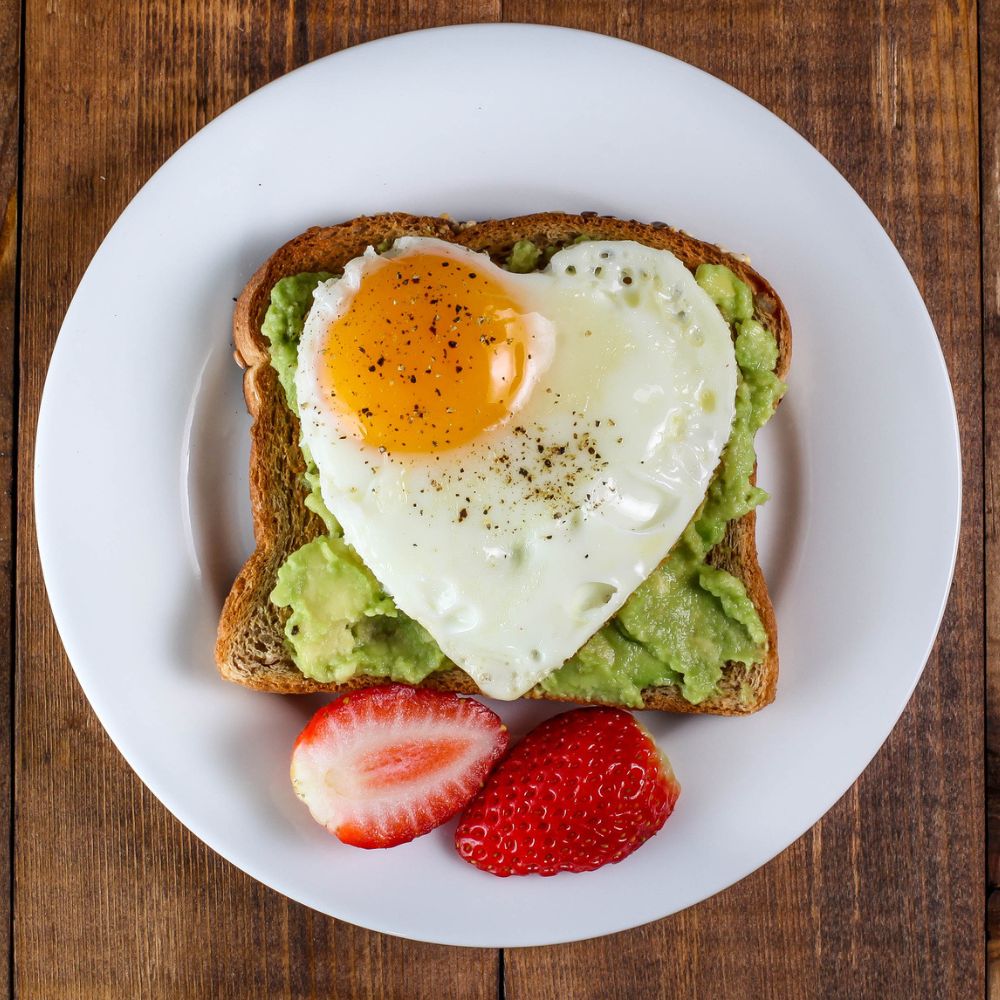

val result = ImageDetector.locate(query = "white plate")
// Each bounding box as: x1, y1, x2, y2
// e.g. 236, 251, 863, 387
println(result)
35, 25, 960, 947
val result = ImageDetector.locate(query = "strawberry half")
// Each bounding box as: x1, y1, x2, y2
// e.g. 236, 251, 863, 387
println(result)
291, 684, 508, 849
455, 706, 680, 876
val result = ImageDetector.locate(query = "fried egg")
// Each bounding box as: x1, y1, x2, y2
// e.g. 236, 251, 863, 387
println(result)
295, 237, 737, 700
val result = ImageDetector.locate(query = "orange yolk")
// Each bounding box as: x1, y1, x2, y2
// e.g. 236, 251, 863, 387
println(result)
318, 251, 532, 453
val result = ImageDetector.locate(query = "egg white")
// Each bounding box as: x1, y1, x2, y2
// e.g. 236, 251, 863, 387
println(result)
295, 237, 737, 700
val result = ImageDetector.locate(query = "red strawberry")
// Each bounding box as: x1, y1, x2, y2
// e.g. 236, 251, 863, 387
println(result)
291, 684, 508, 849
455, 706, 680, 876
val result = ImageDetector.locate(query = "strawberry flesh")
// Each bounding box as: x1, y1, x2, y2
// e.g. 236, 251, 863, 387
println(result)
455, 706, 680, 876
291, 684, 508, 849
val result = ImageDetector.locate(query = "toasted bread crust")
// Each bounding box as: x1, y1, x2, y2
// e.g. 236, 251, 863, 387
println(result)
216, 213, 791, 714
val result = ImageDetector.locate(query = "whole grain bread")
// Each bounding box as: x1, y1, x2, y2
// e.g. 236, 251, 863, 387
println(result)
216, 212, 791, 714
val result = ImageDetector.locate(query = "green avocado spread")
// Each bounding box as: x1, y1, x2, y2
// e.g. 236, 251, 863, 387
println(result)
265, 244, 785, 706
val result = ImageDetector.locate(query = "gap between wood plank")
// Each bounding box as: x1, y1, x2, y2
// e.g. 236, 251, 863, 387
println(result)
985, 0, 992, 978
981, 0, 1000, 990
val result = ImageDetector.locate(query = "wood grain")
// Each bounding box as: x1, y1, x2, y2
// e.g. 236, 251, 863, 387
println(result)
12, 1, 986, 998
500, 1, 985, 996
14, 3, 500, 999
0, 0, 17, 996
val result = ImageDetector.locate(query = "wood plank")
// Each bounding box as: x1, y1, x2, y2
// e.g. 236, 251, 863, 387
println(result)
501, 2, 984, 997
14, 3, 500, 998
0, 0, 18, 997
983, 0, 999, 992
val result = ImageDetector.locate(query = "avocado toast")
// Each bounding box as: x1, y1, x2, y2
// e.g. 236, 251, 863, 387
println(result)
216, 212, 791, 714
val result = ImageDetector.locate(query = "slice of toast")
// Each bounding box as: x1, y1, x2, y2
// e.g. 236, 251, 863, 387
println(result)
216, 212, 791, 714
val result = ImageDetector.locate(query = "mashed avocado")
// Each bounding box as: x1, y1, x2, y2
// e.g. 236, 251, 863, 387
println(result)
265, 246, 785, 705
260, 271, 331, 409
272, 535, 445, 684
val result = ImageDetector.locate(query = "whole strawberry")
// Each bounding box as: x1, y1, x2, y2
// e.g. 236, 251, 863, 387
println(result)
455, 707, 679, 876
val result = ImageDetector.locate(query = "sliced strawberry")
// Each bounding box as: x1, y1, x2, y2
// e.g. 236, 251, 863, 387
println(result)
455, 706, 680, 876
291, 684, 508, 849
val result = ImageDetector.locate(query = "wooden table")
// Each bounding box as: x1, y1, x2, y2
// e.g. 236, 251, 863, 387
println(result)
5, 1, 991, 996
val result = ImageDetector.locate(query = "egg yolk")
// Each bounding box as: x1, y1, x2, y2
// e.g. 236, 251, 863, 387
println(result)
319, 251, 532, 453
